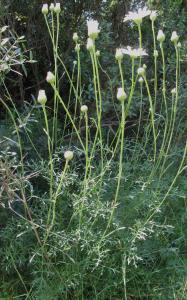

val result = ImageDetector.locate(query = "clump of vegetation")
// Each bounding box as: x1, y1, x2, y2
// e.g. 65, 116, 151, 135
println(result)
0, 2, 186, 300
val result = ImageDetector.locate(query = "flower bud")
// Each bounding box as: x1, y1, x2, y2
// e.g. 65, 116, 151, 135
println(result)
42, 4, 48, 15
75, 44, 80, 52
150, 11, 157, 22
143, 64, 147, 69
38, 90, 47, 105
54, 3, 61, 13
115, 48, 123, 61
86, 38, 94, 51
117, 88, 127, 102
46, 71, 55, 84
81, 105, 88, 113
153, 50, 158, 57
137, 67, 145, 76
64, 150, 74, 161
177, 42, 182, 48
73, 60, 77, 65
96, 50, 100, 57
73, 33, 78, 42
49, 3, 54, 12
138, 77, 144, 84
171, 31, 179, 44
157, 30, 165, 43
171, 88, 176, 95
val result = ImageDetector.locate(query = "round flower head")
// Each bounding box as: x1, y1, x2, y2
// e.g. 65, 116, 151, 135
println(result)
38, 90, 47, 105
138, 77, 144, 84
137, 67, 145, 76
49, 3, 54, 12
73, 32, 78, 42
87, 19, 100, 40
96, 50, 100, 57
150, 11, 157, 22
177, 42, 182, 48
75, 44, 80, 52
42, 4, 48, 15
46, 71, 55, 84
157, 30, 165, 43
115, 48, 124, 61
86, 38, 94, 51
73, 60, 77, 65
117, 88, 127, 102
54, 3, 61, 13
124, 7, 151, 25
64, 150, 74, 161
171, 88, 176, 95
81, 105, 88, 113
171, 31, 179, 44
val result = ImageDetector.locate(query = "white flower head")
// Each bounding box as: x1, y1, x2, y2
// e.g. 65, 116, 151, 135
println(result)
64, 150, 74, 161
46, 71, 55, 84
81, 105, 88, 113
171, 88, 176, 95
42, 4, 48, 15
38, 90, 47, 105
157, 30, 165, 43
73, 32, 78, 42
117, 88, 127, 102
87, 19, 100, 40
122, 46, 148, 59
115, 48, 124, 61
49, 3, 55, 12
124, 7, 151, 25
171, 31, 179, 44
150, 11, 157, 22
54, 3, 61, 13
177, 42, 182, 48
73, 60, 77, 65
86, 38, 94, 51
137, 67, 145, 76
